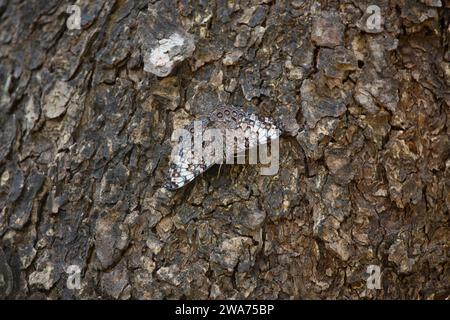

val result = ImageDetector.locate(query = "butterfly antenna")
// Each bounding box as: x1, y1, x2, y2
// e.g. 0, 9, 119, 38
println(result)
217, 163, 223, 179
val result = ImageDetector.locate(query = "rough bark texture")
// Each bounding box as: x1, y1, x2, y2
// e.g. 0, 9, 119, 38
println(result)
0, 0, 449, 299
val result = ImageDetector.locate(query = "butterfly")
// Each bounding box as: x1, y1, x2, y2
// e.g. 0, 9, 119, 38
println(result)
164, 105, 282, 190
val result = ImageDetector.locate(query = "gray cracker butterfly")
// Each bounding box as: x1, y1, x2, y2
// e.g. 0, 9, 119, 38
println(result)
165, 105, 281, 190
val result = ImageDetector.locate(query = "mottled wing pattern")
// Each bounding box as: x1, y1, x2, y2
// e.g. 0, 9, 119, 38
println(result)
165, 118, 213, 190
165, 106, 281, 190
209, 105, 281, 154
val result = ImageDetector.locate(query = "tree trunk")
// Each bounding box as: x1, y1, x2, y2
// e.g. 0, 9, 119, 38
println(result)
0, 0, 449, 299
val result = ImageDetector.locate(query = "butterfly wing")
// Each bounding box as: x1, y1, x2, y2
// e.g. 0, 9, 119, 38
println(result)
165, 118, 218, 190
165, 106, 282, 190
208, 105, 281, 155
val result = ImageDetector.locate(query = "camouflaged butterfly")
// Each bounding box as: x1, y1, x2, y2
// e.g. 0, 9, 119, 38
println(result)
164, 105, 281, 190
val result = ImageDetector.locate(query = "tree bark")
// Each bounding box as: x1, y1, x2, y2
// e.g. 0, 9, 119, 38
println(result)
0, 0, 449, 299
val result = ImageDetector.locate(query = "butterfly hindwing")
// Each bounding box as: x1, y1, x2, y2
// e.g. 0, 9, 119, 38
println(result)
209, 106, 281, 155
